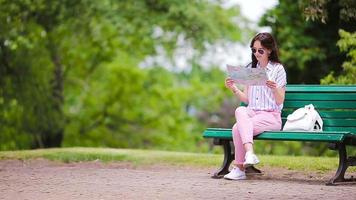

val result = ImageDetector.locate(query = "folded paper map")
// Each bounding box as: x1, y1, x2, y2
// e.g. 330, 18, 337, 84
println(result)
226, 64, 268, 85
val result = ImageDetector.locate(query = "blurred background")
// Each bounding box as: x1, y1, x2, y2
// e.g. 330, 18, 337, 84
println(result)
0, 0, 355, 155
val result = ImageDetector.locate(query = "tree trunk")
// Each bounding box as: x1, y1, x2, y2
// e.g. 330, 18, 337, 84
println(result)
41, 38, 64, 148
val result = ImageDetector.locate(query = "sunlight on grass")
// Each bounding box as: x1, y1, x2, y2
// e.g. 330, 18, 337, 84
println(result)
0, 147, 353, 174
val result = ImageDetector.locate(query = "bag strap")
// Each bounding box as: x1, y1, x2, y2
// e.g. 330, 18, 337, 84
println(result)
314, 111, 323, 131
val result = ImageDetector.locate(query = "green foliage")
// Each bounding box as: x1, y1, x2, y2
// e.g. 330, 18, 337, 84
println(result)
260, 0, 355, 83
321, 29, 356, 84
63, 53, 229, 152
0, 0, 245, 151
0, 98, 32, 150
300, 0, 356, 22
0, 0, 85, 148
299, 1, 356, 84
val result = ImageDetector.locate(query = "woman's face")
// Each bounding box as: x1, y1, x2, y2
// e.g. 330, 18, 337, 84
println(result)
252, 40, 271, 63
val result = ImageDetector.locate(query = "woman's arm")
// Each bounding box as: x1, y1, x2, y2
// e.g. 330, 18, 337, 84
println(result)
266, 80, 285, 105
225, 78, 249, 104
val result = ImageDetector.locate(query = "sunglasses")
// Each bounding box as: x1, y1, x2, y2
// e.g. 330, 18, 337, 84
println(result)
251, 48, 265, 55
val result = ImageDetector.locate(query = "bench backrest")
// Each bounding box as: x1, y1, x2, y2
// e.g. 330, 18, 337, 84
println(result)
282, 85, 356, 133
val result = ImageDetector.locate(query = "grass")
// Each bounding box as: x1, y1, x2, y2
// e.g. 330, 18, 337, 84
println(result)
0, 147, 353, 174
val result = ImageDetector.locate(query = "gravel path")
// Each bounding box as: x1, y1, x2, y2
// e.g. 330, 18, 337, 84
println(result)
0, 159, 355, 200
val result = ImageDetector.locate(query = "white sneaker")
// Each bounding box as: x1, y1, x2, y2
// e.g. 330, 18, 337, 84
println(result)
243, 151, 260, 168
223, 167, 246, 180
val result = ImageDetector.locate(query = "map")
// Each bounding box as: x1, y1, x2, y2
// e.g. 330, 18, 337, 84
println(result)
226, 64, 268, 85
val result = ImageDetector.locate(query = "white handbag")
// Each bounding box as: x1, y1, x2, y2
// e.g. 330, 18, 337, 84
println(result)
283, 104, 323, 131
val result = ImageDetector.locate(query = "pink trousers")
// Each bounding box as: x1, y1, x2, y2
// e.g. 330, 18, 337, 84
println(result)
232, 106, 282, 165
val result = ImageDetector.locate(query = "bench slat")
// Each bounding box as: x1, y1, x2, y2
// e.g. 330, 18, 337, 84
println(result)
203, 128, 347, 142
255, 132, 344, 142
281, 118, 356, 127
282, 110, 356, 119
286, 93, 356, 101
203, 129, 233, 139
286, 85, 356, 92
324, 127, 356, 133
284, 101, 356, 109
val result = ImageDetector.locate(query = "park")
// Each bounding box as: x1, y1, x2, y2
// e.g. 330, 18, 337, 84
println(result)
1, 0, 355, 199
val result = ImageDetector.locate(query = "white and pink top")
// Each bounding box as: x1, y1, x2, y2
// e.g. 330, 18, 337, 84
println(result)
247, 61, 287, 112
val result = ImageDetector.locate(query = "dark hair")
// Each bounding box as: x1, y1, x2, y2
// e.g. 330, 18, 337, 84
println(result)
250, 32, 280, 68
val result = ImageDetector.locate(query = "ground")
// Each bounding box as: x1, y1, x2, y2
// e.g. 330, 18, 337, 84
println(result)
1, 159, 355, 200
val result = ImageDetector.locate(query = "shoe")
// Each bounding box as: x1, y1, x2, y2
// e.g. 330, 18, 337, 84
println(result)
223, 167, 246, 180
243, 151, 260, 168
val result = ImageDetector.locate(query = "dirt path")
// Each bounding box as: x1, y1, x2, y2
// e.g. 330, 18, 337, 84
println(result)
0, 159, 355, 200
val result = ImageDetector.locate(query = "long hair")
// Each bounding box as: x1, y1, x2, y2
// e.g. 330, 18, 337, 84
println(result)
250, 32, 280, 68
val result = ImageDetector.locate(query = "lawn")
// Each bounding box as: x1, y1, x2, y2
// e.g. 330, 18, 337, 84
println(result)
0, 147, 353, 173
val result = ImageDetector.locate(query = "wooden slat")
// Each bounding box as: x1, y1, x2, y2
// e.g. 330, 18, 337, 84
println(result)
318, 119, 356, 127
283, 101, 356, 109
286, 93, 356, 101
205, 128, 351, 135
203, 129, 232, 139
286, 85, 356, 92
324, 127, 356, 133
255, 132, 344, 142
203, 128, 346, 142
282, 111, 356, 119
281, 118, 356, 127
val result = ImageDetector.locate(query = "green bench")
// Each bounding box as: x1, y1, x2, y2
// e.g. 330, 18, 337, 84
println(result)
203, 85, 356, 185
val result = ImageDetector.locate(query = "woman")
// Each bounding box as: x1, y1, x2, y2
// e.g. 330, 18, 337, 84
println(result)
224, 32, 287, 180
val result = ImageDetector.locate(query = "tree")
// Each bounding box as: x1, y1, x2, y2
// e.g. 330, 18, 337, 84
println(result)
299, 0, 356, 84
0, 0, 247, 150
300, 0, 356, 22
260, 0, 355, 83
321, 30, 356, 84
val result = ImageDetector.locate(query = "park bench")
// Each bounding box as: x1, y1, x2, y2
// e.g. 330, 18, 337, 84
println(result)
203, 85, 356, 185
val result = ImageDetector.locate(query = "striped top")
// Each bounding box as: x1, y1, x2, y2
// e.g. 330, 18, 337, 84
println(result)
247, 61, 287, 112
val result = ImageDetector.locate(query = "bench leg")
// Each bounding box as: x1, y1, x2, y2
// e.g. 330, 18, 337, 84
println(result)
212, 140, 233, 178
327, 143, 356, 185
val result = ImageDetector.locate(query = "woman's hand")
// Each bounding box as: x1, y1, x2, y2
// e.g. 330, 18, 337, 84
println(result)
225, 78, 238, 92
225, 78, 249, 103
266, 80, 285, 105
266, 80, 277, 91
